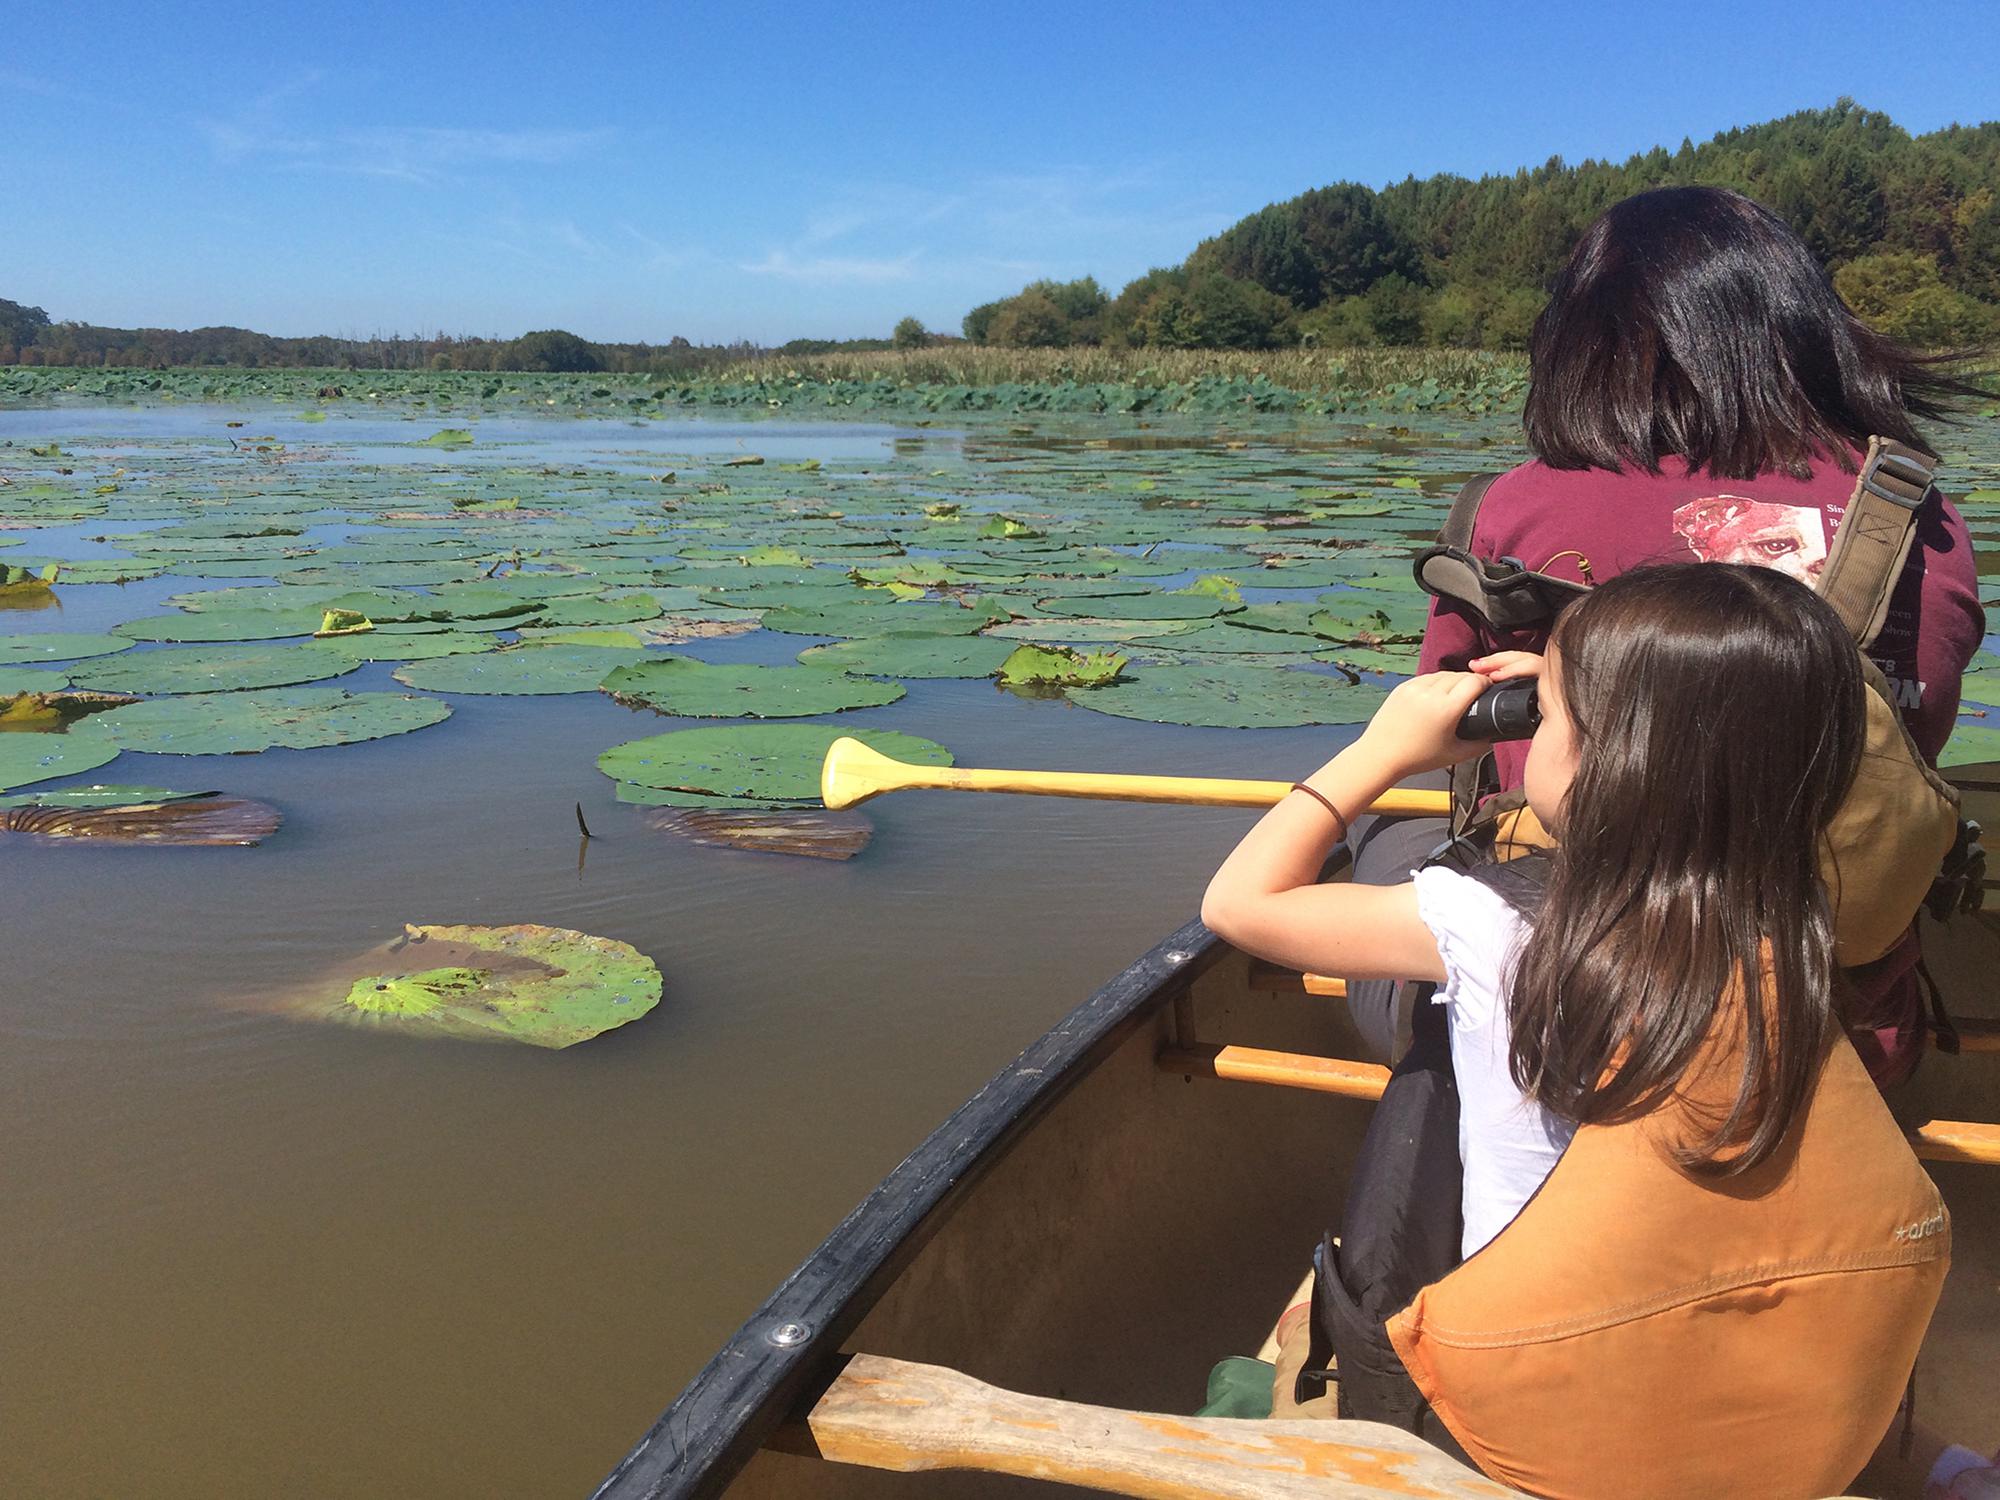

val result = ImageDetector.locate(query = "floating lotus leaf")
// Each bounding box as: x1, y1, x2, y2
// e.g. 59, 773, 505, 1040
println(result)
1307, 601, 1430, 644
636, 612, 763, 645
1316, 646, 1421, 676
114, 609, 323, 643
316, 609, 373, 636
985, 617, 1203, 644
647, 806, 872, 860
325, 631, 500, 663
69, 642, 362, 695
0, 783, 208, 809
308, 923, 659, 1048
796, 633, 1018, 680
0, 666, 70, 694
599, 724, 951, 804
0, 793, 281, 845
600, 658, 905, 718
1035, 592, 1239, 621
696, 582, 871, 611
512, 626, 648, 649
997, 644, 1127, 687
1960, 669, 2000, 706
1065, 664, 1389, 728
0, 725, 120, 789
525, 592, 665, 627
1941, 721, 2000, 769
0, 632, 135, 665
92, 687, 451, 755
1131, 622, 1333, 654
421, 428, 475, 447
754, 602, 998, 637
394, 645, 642, 695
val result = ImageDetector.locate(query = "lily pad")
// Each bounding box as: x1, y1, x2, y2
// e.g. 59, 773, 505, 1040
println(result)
394, 645, 642, 696
997, 644, 1127, 687
1959, 669, 2000, 706
325, 632, 500, 663
600, 658, 905, 718
0, 793, 281, 845
91, 687, 452, 755
1065, 663, 1389, 728
0, 633, 135, 665
1036, 593, 1239, 621
0, 666, 71, 694
0, 784, 209, 809
755, 601, 1000, 637
114, 609, 323, 644
1941, 720, 2000, 769
796, 633, 1018, 680
68, 642, 362, 695
1131, 622, 1333, 654
309, 923, 660, 1048
0, 726, 120, 789
599, 724, 951, 805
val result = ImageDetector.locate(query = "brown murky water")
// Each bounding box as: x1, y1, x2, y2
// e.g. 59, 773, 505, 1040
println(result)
2, 408, 1994, 1497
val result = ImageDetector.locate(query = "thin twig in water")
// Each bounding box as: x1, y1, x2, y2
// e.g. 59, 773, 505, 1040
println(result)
575, 802, 595, 839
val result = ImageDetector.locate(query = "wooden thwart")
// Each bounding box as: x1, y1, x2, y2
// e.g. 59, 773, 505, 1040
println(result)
1160, 1043, 2000, 1167
778, 1351, 1512, 1499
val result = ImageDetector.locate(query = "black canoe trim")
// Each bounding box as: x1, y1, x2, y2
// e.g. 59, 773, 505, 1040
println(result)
591, 916, 1229, 1500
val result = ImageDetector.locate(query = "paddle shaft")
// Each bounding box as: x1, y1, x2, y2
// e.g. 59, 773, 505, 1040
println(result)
872, 763, 1453, 815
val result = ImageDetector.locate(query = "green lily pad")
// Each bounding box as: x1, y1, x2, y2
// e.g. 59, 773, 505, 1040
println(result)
985, 617, 1203, 644
421, 428, 475, 447
1941, 720, 2000, 768
68, 642, 362, 695
394, 645, 642, 696
1065, 663, 1388, 728
1131, 622, 1332, 654
796, 633, 1019, 680
1958, 669, 2000, 706
996, 644, 1127, 686
523, 592, 666, 628
599, 658, 905, 718
1035, 592, 1239, 621
325, 632, 501, 663
754, 601, 999, 637
0, 726, 120, 789
0, 632, 136, 665
0, 666, 71, 694
599, 724, 951, 804
114, 609, 323, 643
315, 923, 660, 1048
92, 687, 452, 755
0, 783, 209, 810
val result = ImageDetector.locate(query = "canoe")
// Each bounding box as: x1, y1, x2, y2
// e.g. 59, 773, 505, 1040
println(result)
594, 783, 2000, 1500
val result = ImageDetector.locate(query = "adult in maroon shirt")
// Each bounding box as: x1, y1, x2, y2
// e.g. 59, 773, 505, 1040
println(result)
1345, 186, 1986, 1085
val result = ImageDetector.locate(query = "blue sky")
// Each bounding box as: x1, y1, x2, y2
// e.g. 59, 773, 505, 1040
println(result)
3, 1, 1995, 345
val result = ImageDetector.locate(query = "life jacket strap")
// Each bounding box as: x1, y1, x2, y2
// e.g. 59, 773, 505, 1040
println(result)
1820, 437, 1937, 650
1411, 471, 1589, 629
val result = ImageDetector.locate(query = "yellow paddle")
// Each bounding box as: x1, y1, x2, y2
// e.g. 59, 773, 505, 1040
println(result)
820, 736, 1455, 816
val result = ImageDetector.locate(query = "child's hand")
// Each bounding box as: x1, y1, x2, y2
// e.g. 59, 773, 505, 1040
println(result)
1355, 671, 1491, 775
1470, 650, 1544, 682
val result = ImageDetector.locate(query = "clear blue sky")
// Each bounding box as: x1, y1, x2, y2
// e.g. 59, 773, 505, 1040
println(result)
4, 0, 1994, 345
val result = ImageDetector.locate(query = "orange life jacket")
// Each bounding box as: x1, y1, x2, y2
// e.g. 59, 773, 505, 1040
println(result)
1385, 1032, 1949, 1499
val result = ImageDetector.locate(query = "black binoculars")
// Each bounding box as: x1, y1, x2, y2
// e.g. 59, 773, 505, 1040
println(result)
1455, 678, 1541, 742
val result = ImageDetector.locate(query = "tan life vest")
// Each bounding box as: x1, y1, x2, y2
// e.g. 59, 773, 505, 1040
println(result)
1385, 1030, 1949, 1500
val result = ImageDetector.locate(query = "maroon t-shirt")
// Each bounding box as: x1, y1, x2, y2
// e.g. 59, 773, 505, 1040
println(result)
1416, 451, 1985, 1083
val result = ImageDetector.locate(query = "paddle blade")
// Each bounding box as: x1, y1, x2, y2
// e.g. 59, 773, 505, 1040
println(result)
821, 736, 904, 809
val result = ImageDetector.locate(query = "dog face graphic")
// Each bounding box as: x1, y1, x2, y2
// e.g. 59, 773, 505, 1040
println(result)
1670, 495, 1829, 583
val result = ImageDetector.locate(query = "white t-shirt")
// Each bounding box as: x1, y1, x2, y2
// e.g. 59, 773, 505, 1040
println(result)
1412, 864, 1575, 1260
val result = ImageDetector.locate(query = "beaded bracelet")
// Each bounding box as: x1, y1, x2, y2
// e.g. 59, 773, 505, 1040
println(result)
1289, 781, 1350, 843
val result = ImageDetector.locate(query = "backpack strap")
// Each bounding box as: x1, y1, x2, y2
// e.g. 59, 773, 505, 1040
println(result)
1817, 437, 1937, 650
1413, 473, 1590, 631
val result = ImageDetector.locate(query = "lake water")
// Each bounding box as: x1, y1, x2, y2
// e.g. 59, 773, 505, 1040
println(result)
1, 401, 1994, 1497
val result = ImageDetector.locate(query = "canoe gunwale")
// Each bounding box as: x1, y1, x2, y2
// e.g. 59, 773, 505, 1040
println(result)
591, 915, 1231, 1500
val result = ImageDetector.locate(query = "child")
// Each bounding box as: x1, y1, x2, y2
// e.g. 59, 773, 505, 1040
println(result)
1203, 563, 1949, 1498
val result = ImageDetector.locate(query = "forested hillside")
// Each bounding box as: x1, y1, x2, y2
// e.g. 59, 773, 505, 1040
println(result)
965, 101, 1999, 350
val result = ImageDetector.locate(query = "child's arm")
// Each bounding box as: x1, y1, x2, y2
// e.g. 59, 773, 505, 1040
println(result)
1201, 672, 1492, 982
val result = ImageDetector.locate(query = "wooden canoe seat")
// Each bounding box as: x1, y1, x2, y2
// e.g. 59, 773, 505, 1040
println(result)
1245, 964, 2000, 1052
774, 1351, 1513, 1498
1158, 1042, 2000, 1166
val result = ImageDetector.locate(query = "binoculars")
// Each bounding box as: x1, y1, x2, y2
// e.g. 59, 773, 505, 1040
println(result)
1456, 678, 1541, 742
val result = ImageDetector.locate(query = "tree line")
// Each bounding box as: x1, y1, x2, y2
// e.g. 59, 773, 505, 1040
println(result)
962, 101, 2000, 351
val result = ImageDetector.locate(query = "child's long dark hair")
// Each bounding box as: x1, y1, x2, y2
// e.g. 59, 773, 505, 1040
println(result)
1522, 185, 1986, 478
1507, 564, 1866, 1173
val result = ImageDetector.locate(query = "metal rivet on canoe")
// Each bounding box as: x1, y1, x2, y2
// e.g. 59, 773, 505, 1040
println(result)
766, 1321, 811, 1348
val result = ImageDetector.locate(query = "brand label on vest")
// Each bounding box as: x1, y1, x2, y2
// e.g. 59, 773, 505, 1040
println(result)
1893, 1209, 1946, 1243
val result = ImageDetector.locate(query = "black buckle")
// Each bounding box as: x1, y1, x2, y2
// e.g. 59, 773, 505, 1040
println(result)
1863, 453, 1933, 510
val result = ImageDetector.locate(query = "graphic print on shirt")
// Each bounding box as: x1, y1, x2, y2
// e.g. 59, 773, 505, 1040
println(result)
1670, 495, 1829, 582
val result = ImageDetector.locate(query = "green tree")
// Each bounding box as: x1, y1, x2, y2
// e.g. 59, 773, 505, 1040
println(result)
500, 329, 603, 372
891, 316, 929, 350
986, 289, 1072, 347
1834, 252, 1995, 343
0, 298, 51, 351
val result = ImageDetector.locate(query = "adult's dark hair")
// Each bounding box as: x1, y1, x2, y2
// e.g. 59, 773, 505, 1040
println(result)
1523, 186, 1984, 478
1507, 563, 1865, 1174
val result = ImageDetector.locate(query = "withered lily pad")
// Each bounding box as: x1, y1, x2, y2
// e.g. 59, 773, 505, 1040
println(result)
307, 923, 661, 1047
0, 690, 138, 731
0, 793, 281, 845
600, 658, 904, 718
646, 806, 872, 860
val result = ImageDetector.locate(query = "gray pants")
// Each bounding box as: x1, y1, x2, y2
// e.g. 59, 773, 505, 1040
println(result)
1340, 768, 1453, 1063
